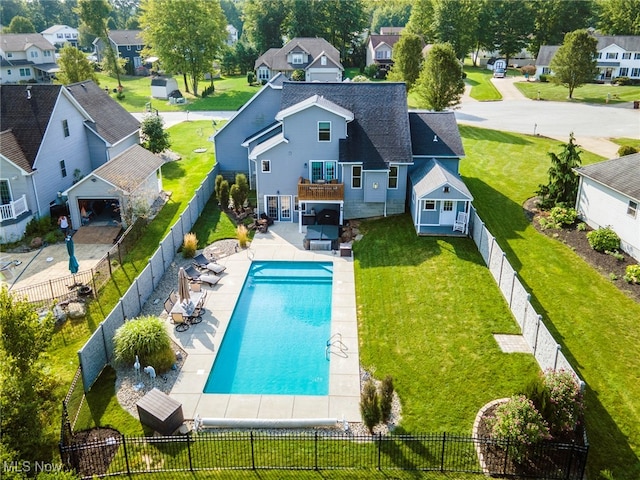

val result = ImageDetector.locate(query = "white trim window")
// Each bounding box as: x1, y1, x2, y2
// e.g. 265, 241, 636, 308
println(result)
606, 52, 618, 59
628, 200, 638, 218
388, 166, 398, 189
257, 67, 270, 80
635, 53, 640, 60
631, 68, 640, 77
620, 67, 629, 76
62, 119, 70, 137
19, 68, 31, 77
292, 53, 304, 64
622, 52, 632, 59
0, 179, 12, 205
60, 160, 67, 178
310, 160, 336, 182
318, 121, 331, 142
351, 165, 362, 189
261, 159, 271, 173
423, 200, 436, 211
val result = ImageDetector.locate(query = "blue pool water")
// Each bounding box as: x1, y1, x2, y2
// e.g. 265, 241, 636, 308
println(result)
203, 261, 333, 395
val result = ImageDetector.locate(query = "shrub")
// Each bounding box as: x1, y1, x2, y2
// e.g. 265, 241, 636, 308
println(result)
521, 374, 552, 421
539, 74, 548, 83
612, 76, 631, 86
577, 222, 587, 231
519, 64, 536, 78
247, 71, 256, 85
549, 206, 577, 226
624, 264, 640, 284
215, 174, 224, 203
351, 75, 369, 82
218, 180, 230, 210
543, 370, 583, 435
587, 226, 620, 252
25, 216, 55, 238
230, 183, 242, 211
237, 224, 249, 248
360, 378, 380, 434
605, 250, 624, 261
235, 173, 249, 208
490, 395, 550, 462
182, 232, 197, 258
617, 145, 638, 157
291, 69, 305, 81
379, 375, 394, 423
363, 64, 378, 78
113, 316, 175, 372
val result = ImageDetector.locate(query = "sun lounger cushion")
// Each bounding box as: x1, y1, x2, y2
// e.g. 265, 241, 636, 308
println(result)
199, 274, 220, 286
206, 262, 226, 274
193, 253, 210, 267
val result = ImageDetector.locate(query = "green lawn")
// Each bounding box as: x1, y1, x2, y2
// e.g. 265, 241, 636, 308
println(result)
463, 65, 502, 101
93, 72, 260, 112
459, 126, 640, 479
611, 137, 640, 150
515, 80, 640, 104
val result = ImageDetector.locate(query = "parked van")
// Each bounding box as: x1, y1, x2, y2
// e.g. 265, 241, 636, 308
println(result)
493, 68, 506, 78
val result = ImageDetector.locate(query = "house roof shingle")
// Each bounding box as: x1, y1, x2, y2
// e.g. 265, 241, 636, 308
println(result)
0, 84, 61, 168
92, 144, 164, 193
369, 34, 402, 50
279, 82, 412, 170
536, 45, 560, 66
0, 129, 32, 173
595, 35, 640, 51
108, 30, 144, 46
65, 81, 140, 145
255, 38, 341, 71
410, 159, 473, 200
0, 33, 56, 52
409, 111, 465, 157
575, 153, 640, 202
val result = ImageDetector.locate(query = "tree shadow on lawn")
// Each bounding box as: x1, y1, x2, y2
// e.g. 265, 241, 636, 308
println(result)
161, 161, 187, 181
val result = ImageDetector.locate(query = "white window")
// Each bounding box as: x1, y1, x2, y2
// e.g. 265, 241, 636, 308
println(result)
257, 68, 269, 80
7, 52, 12, 58
424, 200, 436, 211
597, 52, 602, 59
635, 53, 640, 60
443, 200, 453, 211
44, 50, 52, 57
57, 33, 64, 39
292, 53, 304, 64
60, 160, 67, 177
19, 68, 31, 77
0, 179, 12, 205
310, 161, 337, 182
620, 67, 629, 76
261, 160, 271, 173
542, 67, 551, 74
62, 119, 70, 137
606, 52, 618, 59
65, 33, 71, 38
628, 201, 638, 218
318, 122, 331, 142
321, 55, 326, 66
30, 51, 38, 58
388, 166, 398, 189
622, 52, 631, 59
352, 165, 362, 189
631, 68, 640, 77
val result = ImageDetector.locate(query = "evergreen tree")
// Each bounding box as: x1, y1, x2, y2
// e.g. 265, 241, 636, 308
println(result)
414, 42, 465, 111
550, 30, 598, 99
536, 133, 583, 208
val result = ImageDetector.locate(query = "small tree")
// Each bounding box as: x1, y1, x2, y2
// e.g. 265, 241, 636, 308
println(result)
235, 173, 249, 208
230, 183, 242, 211
57, 44, 100, 85
5, 15, 36, 33
247, 71, 256, 85
414, 42, 465, 111
215, 174, 225, 205
218, 180, 230, 210
291, 69, 306, 81
140, 114, 171, 154
387, 33, 424, 91
360, 378, 381, 434
550, 29, 598, 99
536, 133, 582, 209
379, 375, 394, 423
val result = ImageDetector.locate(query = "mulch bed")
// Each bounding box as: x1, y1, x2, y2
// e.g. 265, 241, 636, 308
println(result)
524, 198, 640, 303
63, 427, 121, 477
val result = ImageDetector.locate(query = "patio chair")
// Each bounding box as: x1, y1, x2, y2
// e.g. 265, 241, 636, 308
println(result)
171, 312, 190, 332
184, 265, 202, 281
453, 212, 467, 233
193, 254, 227, 275
164, 297, 174, 314
199, 274, 221, 287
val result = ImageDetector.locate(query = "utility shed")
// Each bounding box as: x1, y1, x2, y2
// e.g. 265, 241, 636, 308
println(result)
151, 76, 179, 99
136, 388, 184, 435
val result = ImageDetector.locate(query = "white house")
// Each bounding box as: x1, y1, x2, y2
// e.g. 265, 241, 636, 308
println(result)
0, 33, 58, 84
535, 35, 640, 81
574, 153, 640, 262
226, 25, 238, 46
41, 25, 79, 48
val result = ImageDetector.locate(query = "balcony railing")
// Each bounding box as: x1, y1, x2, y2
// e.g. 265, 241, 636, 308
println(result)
298, 181, 344, 201
0, 195, 29, 221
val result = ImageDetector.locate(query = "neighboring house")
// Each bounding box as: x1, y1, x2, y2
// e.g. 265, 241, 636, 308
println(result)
214, 79, 472, 235
41, 25, 79, 48
0, 81, 141, 243
0, 33, 58, 84
93, 30, 145, 75
226, 25, 239, 46
366, 33, 401, 71
474, 49, 535, 70
535, 35, 640, 81
254, 37, 343, 83
574, 153, 640, 262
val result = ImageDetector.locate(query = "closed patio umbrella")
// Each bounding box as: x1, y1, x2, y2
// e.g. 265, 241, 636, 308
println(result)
178, 267, 191, 304
66, 235, 79, 275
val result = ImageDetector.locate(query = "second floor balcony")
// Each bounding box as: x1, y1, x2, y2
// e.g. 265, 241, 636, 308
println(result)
0, 195, 29, 222
297, 178, 344, 201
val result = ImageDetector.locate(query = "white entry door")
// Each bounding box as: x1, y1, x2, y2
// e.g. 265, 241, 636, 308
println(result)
266, 195, 292, 222
439, 200, 456, 225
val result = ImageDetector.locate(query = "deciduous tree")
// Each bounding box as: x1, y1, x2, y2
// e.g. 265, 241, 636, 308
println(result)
4, 15, 36, 33
529, 0, 595, 56
140, 113, 171, 154
387, 33, 424, 91
487, 0, 534, 67
597, 0, 640, 35
56, 44, 100, 85
414, 42, 464, 111
242, 0, 288, 53
431, 0, 479, 61
405, 0, 435, 42
549, 29, 598, 99
139, 0, 227, 96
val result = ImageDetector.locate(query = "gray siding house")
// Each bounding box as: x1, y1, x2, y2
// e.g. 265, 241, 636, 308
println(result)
215, 80, 472, 235
0, 81, 140, 243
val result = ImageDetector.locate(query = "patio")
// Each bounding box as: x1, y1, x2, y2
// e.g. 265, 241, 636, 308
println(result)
165, 223, 361, 423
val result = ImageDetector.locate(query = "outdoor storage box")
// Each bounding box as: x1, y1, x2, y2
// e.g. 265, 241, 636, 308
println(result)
136, 388, 184, 435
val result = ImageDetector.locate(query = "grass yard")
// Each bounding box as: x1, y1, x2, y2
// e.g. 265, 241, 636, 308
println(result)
93, 72, 260, 113
459, 126, 640, 479
463, 65, 502, 101
611, 137, 640, 150
515, 80, 640, 104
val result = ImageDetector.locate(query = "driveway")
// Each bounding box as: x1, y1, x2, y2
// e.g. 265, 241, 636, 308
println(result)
456, 77, 640, 158
133, 110, 235, 129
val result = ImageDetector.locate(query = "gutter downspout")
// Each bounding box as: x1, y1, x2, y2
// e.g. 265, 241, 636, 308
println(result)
30, 169, 42, 218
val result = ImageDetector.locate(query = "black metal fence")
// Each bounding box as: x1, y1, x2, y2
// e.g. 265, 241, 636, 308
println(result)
59, 431, 588, 479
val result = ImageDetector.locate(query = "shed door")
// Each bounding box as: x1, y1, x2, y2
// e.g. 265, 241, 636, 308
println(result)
440, 200, 456, 225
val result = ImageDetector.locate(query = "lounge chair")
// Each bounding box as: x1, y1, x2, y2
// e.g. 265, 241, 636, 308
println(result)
193, 254, 227, 275
199, 274, 220, 287
184, 265, 202, 281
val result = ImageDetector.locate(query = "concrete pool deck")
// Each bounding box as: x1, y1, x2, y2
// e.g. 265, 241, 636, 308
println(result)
166, 223, 361, 423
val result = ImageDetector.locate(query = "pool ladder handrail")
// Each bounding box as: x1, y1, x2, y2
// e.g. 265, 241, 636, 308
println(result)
326, 333, 348, 360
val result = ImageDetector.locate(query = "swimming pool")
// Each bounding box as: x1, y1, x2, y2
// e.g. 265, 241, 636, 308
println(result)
203, 261, 333, 395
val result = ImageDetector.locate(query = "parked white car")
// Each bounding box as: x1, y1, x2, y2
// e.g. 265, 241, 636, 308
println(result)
493, 68, 506, 78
